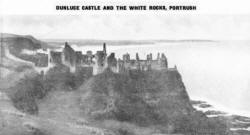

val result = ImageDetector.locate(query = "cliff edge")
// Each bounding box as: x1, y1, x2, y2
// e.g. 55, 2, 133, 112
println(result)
78, 68, 228, 134
1, 33, 49, 65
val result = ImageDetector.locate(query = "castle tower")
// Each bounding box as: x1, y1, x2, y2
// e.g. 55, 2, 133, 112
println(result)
103, 43, 107, 56
160, 53, 168, 69
86, 50, 93, 64
65, 42, 69, 46
93, 43, 108, 75
117, 58, 124, 73
157, 53, 160, 60
136, 53, 140, 61
146, 54, 150, 61
146, 53, 153, 71
123, 53, 130, 62
147, 53, 153, 61
157, 53, 161, 64
62, 42, 76, 72
107, 53, 118, 73
135, 53, 141, 70
47, 48, 54, 69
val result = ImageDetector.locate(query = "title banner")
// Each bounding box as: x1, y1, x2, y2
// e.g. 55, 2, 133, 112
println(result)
1, 0, 250, 15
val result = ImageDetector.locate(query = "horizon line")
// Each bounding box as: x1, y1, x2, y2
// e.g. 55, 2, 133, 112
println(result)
2, 33, 250, 42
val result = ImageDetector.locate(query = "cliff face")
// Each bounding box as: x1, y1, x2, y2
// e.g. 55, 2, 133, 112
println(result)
79, 69, 192, 122
2, 33, 45, 52
4, 64, 228, 134
1, 33, 48, 64
78, 69, 227, 134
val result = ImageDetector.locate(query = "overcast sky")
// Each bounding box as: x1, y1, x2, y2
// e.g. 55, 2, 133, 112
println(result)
1, 14, 250, 40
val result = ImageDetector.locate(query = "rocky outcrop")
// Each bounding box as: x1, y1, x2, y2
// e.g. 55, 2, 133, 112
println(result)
78, 68, 228, 134
5, 66, 229, 134
1, 33, 48, 65
192, 100, 250, 135
2, 33, 46, 53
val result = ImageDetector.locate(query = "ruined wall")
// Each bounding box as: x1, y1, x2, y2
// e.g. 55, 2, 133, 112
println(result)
34, 53, 48, 67
107, 53, 118, 73
62, 43, 77, 72
39, 43, 170, 75
50, 51, 62, 65
93, 51, 107, 75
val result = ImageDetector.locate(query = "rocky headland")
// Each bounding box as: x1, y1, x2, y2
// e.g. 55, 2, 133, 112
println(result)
0, 34, 239, 135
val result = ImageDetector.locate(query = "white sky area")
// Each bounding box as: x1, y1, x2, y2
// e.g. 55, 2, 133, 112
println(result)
1, 14, 250, 40
1, 0, 250, 40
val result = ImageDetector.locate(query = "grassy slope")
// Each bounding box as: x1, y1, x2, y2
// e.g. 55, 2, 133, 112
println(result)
3, 66, 229, 135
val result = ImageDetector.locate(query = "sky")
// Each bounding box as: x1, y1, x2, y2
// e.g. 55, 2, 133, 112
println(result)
1, 14, 250, 40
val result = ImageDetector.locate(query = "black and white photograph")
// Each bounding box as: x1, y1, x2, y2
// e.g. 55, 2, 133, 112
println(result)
1, 0, 250, 134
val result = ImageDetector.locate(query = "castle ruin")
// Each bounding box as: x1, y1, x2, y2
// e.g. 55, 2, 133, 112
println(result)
41, 42, 176, 75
